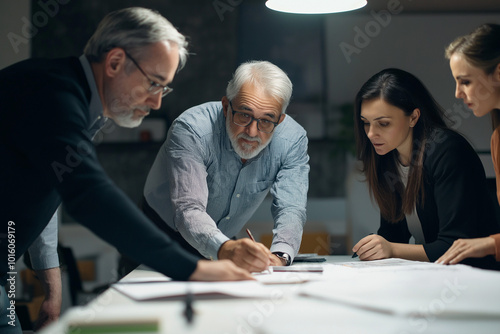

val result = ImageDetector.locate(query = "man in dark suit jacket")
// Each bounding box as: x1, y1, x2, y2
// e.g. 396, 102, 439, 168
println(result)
0, 7, 251, 333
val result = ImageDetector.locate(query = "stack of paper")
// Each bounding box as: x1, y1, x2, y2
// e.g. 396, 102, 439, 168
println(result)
301, 259, 500, 317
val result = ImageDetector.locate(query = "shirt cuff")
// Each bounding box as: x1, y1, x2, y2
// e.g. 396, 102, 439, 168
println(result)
28, 253, 60, 270
270, 243, 296, 263
28, 211, 60, 270
207, 232, 230, 260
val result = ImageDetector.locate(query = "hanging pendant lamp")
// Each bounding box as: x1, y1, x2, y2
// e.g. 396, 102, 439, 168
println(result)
266, 0, 367, 14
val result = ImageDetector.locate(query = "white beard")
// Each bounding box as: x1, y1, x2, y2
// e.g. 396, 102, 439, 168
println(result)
106, 90, 149, 128
226, 116, 272, 160
110, 110, 144, 128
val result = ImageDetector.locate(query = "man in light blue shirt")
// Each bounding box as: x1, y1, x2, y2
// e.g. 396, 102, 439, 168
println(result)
144, 61, 309, 272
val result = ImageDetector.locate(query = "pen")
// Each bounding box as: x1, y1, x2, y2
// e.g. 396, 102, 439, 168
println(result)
184, 290, 194, 324
247, 228, 274, 268
352, 233, 375, 258
246, 228, 256, 242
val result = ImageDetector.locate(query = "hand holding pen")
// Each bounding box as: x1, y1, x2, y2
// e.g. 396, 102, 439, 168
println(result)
352, 233, 393, 260
247, 229, 286, 267
217, 229, 272, 272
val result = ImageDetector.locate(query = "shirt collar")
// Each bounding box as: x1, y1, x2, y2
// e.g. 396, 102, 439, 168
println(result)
79, 54, 107, 135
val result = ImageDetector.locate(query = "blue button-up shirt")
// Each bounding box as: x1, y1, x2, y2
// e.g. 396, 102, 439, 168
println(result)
144, 101, 309, 260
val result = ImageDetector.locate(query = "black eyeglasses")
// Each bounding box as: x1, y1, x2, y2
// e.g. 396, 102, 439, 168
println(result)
229, 100, 279, 134
124, 51, 173, 97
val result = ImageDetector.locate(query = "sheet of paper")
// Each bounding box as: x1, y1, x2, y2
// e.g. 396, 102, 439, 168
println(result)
118, 269, 172, 284
253, 271, 325, 284
271, 265, 324, 272
301, 263, 500, 317
118, 276, 172, 284
112, 281, 283, 301
330, 258, 441, 270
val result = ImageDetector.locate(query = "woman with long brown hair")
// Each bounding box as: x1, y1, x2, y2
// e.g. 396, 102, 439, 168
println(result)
438, 23, 500, 265
351, 68, 499, 269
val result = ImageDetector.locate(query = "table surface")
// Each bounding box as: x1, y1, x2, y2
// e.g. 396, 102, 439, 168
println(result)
38, 255, 500, 334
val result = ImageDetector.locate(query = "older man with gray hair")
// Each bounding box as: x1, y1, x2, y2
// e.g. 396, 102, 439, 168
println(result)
0, 7, 252, 333
141, 61, 310, 272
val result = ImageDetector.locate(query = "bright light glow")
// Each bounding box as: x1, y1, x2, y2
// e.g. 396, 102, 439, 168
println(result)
266, 0, 367, 14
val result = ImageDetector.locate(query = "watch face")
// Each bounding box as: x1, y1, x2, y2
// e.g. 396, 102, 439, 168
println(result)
274, 252, 290, 265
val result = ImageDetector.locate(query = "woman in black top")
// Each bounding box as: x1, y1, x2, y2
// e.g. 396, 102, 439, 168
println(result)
351, 68, 499, 269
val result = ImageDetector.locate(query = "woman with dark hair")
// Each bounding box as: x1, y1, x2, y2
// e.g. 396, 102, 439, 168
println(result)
351, 68, 499, 269
437, 23, 500, 265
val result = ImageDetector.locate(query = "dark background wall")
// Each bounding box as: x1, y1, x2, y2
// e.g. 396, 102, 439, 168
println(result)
28, 0, 500, 216
30, 0, 240, 122
29, 0, 344, 217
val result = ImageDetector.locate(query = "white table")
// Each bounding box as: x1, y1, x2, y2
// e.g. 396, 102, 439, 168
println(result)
38, 256, 500, 334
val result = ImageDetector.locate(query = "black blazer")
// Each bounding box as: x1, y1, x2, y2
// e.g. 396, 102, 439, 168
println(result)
0, 57, 198, 283
378, 128, 500, 269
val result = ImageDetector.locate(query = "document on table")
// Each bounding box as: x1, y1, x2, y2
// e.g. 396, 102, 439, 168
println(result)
119, 270, 172, 284
301, 261, 500, 317
253, 269, 325, 284
112, 281, 283, 301
272, 265, 324, 272
331, 258, 443, 270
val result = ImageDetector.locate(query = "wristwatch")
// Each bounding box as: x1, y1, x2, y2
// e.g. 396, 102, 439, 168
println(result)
273, 252, 291, 266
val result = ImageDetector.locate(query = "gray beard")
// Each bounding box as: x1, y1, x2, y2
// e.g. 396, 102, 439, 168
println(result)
110, 111, 143, 128
226, 117, 272, 160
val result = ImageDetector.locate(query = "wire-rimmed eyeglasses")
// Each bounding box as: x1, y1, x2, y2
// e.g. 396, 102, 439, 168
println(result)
124, 50, 173, 98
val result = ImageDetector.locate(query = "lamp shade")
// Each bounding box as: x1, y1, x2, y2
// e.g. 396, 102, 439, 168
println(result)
265, 0, 367, 14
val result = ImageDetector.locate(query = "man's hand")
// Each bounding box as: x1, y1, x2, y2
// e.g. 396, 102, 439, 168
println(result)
352, 234, 393, 261
218, 239, 272, 272
33, 267, 62, 331
436, 237, 496, 265
189, 260, 254, 281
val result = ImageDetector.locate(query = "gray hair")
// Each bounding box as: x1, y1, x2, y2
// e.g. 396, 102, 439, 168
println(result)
226, 61, 293, 114
84, 7, 188, 70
